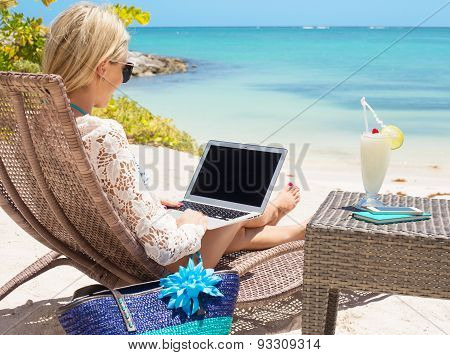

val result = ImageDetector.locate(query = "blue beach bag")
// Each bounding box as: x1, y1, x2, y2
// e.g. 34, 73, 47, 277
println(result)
57, 252, 240, 335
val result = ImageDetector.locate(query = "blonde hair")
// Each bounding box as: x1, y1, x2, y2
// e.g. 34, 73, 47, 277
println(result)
42, 2, 130, 94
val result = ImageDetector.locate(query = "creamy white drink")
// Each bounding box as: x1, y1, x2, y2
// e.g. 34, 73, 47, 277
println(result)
360, 131, 391, 206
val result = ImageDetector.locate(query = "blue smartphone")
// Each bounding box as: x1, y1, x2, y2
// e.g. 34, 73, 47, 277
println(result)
365, 206, 423, 215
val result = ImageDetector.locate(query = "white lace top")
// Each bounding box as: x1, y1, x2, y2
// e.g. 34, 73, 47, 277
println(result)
75, 114, 205, 266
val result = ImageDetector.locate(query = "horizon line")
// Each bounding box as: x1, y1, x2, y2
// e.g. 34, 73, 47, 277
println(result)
128, 25, 450, 29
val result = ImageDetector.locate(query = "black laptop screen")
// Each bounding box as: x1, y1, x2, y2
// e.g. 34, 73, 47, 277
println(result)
190, 145, 282, 207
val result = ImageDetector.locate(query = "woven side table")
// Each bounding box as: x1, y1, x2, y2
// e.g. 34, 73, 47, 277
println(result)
302, 191, 450, 335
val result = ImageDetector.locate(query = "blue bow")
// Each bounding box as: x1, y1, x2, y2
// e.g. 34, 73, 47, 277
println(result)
159, 256, 224, 316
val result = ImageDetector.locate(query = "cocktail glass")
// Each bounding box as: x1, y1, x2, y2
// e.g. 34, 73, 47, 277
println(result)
356, 131, 391, 209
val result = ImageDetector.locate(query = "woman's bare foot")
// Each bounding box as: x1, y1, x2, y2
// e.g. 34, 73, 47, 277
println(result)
270, 183, 301, 225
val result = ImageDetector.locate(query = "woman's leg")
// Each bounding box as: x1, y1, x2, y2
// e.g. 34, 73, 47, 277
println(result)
243, 183, 301, 229
164, 221, 246, 272
225, 222, 306, 254
197, 191, 302, 268
164, 184, 302, 273
165, 220, 307, 274
242, 203, 279, 228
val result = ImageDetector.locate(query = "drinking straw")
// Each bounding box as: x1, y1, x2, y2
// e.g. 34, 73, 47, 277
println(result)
364, 98, 386, 128
366, 102, 386, 128
361, 97, 369, 132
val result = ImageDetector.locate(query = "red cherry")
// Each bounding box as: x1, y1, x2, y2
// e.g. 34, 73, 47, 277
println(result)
372, 128, 379, 134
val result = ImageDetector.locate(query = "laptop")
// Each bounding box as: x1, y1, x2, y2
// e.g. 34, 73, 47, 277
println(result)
167, 140, 287, 229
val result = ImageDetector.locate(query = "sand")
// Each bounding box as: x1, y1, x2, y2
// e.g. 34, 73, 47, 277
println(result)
1, 144, 449, 335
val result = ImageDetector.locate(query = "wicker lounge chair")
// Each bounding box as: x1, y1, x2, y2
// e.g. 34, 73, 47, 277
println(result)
0, 72, 304, 333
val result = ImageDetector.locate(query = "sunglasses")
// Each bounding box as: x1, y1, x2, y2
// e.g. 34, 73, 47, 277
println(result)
110, 60, 134, 83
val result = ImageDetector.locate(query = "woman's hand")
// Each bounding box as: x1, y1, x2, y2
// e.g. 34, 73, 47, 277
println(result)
176, 209, 208, 231
160, 199, 183, 209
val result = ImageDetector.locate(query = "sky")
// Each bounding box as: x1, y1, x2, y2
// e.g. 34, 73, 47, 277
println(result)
16, 0, 450, 27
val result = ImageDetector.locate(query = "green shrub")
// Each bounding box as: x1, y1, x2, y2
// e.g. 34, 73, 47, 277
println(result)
93, 97, 202, 156
0, 8, 46, 71
11, 58, 41, 73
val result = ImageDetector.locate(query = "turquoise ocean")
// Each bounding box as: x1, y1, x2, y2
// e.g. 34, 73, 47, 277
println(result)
120, 27, 450, 166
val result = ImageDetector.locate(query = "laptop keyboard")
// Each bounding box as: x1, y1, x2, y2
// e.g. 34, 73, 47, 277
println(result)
177, 201, 250, 221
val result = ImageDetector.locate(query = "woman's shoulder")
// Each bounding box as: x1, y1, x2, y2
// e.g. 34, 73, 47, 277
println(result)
76, 114, 125, 139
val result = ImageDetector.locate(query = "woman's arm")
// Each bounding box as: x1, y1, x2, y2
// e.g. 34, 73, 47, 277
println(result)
80, 118, 206, 266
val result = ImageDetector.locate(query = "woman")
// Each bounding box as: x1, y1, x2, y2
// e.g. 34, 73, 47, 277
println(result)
42, 3, 307, 273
